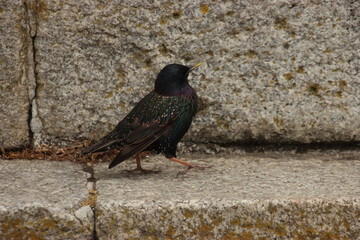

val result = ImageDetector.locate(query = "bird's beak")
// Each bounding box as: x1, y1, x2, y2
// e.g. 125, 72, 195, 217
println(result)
189, 62, 204, 72
187, 62, 204, 75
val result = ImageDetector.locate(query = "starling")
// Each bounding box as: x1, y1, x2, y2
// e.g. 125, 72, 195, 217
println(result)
82, 63, 208, 174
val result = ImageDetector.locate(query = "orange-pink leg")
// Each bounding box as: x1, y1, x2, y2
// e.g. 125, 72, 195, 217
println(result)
169, 157, 211, 175
123, 154, 160, 174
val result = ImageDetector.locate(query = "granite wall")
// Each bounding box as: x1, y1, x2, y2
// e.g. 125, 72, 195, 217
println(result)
0, 1, 35, 149
0, 0, 359, 149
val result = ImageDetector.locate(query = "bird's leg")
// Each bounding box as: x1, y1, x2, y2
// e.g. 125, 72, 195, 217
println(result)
123, 154, 160, 174
169, 157, 211, 175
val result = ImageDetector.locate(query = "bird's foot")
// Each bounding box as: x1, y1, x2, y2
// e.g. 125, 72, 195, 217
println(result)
123, 167, 161, 174
122, 154, 161, 174
169, 157, 211, 176
176, 164, 212, 177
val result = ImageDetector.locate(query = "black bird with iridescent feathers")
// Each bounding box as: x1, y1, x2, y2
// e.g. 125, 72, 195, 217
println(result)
82, 63, 208, 174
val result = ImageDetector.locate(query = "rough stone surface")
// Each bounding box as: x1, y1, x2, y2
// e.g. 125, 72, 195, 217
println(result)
0, 1, 34, 149
94, 152, 360, 239
0, 159, 93, 239
26, 0, 360, 147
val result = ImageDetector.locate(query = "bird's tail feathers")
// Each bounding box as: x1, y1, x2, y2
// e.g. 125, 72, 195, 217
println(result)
81, 138, 118, 155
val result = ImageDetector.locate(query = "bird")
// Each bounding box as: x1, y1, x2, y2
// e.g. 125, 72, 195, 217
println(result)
82, 63, 209, 174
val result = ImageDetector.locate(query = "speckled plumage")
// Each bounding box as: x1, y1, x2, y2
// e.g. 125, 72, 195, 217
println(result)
82, 64, 200, 170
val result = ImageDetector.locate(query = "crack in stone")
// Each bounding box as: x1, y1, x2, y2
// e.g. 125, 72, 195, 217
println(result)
23, 2, 100, 236
24, 0, 42, 148
83, 165, 99, 240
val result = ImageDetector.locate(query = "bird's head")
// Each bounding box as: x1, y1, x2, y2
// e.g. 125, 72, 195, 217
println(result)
155, 63, 203, 96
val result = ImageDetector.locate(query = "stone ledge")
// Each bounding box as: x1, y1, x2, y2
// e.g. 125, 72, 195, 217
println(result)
94, 153, 360, 239
0, 160, 93, 240
1, 152, 359, 239
96, 199, 360, 239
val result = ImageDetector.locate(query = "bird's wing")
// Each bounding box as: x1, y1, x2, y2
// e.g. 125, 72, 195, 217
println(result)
108, 113, 179, 169
81, 92, 158, 155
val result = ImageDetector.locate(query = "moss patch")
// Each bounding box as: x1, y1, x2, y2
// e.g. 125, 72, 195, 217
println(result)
200, 5, 209, 14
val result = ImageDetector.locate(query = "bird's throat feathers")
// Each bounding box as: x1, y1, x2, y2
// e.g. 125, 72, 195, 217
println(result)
155, 84, 197, 100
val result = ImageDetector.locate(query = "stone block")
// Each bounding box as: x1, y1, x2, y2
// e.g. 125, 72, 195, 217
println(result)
23, 0, 360, 145
0, 1, 34, 149
94, 153, 360, 239
0, 160, 93, 239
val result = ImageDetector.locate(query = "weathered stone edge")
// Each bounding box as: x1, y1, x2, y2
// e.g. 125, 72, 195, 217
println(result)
95, 199, 360, 239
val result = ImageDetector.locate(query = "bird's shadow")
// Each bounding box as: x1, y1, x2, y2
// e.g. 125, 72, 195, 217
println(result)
95, 168, 166, 181
93, 157, 213, 181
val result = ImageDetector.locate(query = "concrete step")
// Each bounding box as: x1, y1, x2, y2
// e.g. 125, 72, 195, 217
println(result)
0, 160, 93, 239
1, 152, 360, 239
